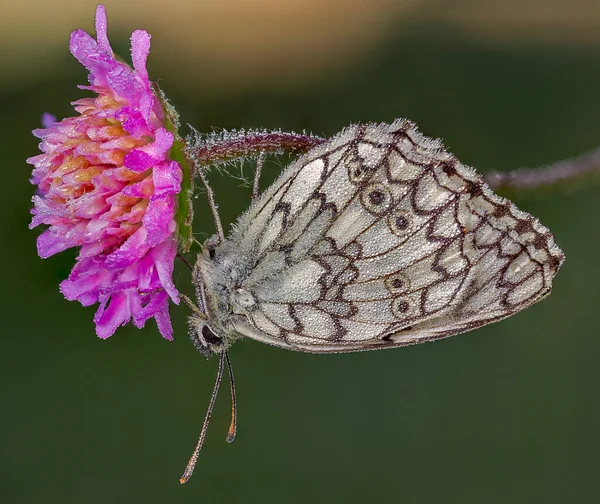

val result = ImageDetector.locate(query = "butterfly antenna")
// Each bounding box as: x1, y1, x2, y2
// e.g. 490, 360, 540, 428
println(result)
225, 352, 237, 443
197, 167, 225, 242
252, 150, 266, 200
179, 352, 225, 484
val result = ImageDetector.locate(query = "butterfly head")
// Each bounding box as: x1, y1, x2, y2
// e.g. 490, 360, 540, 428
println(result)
188, 236, 241, 358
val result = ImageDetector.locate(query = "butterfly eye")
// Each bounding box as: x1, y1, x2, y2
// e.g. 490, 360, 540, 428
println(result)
188, 323, 222, 358
202, 245, 216, 260
387, 209, 412, 237
202, 236, 221, 260
360, 183, 392, 215
384, 273, 410, 294
391, 297, 411, 318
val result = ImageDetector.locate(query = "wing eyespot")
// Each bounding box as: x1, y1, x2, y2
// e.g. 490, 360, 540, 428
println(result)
387, 209, 412, 237
384, 273, 411, 295
360, 183, 392, 215
391, 297, 411, 318
346, 154, 373, 184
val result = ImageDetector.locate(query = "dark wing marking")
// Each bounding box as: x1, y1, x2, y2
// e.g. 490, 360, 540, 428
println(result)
226, 120, 564, 353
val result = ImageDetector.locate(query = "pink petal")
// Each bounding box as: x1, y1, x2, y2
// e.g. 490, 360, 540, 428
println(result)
143, 194, 175, 246
117, 107, 148, 138
131, 30, 151, 82
104, 64, 145, 104
124, 149, 158, 172
94, 5, 111, 54
151, 240, 179, 302
135, 290, 173, 339
60, 269, 105, 301
105, 226, 149, 269
37, 227, 76, 258
141, 128, 173, 159
153, 160, 182, 195
42, 113, 57, 128
69, 29, 99, 71
121, 177, 154, 198
154, 304, 173, 340
94, 291, 132, 339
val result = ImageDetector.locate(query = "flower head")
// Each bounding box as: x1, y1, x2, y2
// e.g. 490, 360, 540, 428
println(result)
27, 5, 186, 339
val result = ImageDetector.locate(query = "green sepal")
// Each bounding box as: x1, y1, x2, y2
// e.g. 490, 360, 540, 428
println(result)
154, 84, 194, 252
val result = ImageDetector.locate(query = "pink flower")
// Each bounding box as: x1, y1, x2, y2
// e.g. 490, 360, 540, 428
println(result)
27, 5, 185, 339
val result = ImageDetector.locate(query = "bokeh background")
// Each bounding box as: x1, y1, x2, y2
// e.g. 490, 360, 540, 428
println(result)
3, 0, 600, 502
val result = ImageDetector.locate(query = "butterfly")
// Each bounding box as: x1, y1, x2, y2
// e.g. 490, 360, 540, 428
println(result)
179, 119, 564, 482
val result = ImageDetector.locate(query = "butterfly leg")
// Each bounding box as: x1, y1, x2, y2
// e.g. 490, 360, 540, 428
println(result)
252, 150, 266, 200
197, 166, 225, 242
177, 253, 194, 271
180, 293, 208, 320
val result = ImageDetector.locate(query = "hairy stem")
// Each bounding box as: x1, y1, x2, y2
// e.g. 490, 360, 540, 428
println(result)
188, 129, 326, 166
188, 127, 600, 191
484, 145, 600, 190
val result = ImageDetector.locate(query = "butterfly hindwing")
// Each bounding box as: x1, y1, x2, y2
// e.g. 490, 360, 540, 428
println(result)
219, 119, 564, 353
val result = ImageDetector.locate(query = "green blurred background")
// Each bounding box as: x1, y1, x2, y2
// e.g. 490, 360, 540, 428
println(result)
3, 0, 599, 502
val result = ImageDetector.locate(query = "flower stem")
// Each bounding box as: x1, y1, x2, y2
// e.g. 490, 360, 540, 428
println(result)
187, 129, 326, 166
188, 126, 600, 191
485, 145, 600, 190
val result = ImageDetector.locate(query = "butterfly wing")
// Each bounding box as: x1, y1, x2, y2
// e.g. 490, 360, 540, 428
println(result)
223, 120, 564, 353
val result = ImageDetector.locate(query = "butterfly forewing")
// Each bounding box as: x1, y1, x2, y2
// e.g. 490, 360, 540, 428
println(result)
213, 119, 564, 353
